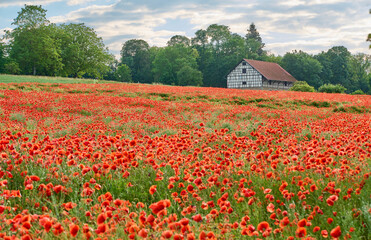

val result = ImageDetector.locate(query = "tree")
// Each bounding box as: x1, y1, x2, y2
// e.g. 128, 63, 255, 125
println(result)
0, 41, 6, 73
177, 65, 203, 86
282, 50, 323, 89
115, 64, 132, 82
206, 24, 231, 52
202, 26, 248, 87
103, 58, 119, 81
348, 53, 371, 93
245, 23, 265, 57
59, 23, 112, 79
326, 46, 351, 88
121, 39, 152, 83
260, 53, 283, 65
368, 9, 371, 48
152, 45, 199, 85
6, 5, 62, 75
12, 4, 49, 30
191, 29, 208, 47
191, 29, 212, 86
167, 35, 190, 47
4, 61, 21, 75
315, 46, 352, 92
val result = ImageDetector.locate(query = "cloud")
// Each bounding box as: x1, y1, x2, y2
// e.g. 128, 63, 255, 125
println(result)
0, 0, 61, 8
67, 0, 97, 6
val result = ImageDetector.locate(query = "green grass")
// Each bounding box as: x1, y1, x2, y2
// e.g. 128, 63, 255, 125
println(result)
0, 74, 119, 84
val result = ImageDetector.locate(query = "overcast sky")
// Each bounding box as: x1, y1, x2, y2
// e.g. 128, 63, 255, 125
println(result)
0, 0, 370, 59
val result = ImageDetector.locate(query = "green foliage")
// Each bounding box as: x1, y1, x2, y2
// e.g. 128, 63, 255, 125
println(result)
115, 64, 132, 82
351, 89, 365, 95
282, 50, 323, 89
4, 61, 21, 75
59, 23, 113, 79
5, 4, 112, 79
290, 81, 316, 92
177, 65, 203, 86
12, 4, 49, 30
0, 41, 6, 73
167, 35, 190, 47
152, 45, 199, 85
245, 23, 265, 57
347, 53, 370, 93
6, 5, 62, 76
315, 46, 352, 91
195, 25, 250, 88
318, 83, 347, 93
120, 39, 152, 83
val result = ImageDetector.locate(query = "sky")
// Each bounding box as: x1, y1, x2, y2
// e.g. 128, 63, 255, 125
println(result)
0, 0, 370, 60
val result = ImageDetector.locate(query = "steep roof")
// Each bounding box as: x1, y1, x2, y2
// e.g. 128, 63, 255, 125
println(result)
244, 59, 297, 82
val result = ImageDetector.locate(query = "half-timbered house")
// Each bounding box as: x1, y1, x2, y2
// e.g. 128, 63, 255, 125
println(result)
227, 59, 297, 90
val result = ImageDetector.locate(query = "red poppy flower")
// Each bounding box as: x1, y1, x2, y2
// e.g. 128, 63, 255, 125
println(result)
257, 221, 270, 232
149, 185, 157, 195
295, 227, 307, 238
192, 214, 202, 222
330, 226, 341, 238
69, 224, 79, 237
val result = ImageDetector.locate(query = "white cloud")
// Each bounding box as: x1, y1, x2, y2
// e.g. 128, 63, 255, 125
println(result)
278, 0, 306, 7
308, 0, 347, 5
49, 3, 116, 23
0, 0, 61, 8
67, 0, 96, 6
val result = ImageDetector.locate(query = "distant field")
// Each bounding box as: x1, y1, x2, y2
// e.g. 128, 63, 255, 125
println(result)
0, 74, 119, 84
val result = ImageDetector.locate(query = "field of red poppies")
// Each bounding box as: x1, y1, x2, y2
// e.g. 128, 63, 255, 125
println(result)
0, 82, 370, 239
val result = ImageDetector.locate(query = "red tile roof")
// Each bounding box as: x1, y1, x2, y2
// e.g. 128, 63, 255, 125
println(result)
244, 59, 297, 82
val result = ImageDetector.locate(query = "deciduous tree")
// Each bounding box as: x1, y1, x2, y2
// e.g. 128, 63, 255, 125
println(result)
7, 5, 62, 75
59, 23, 112, 79
282, 50, 323, 89
348, 53, 371, 93
152, 45, 199, 85
167, 35, 190, 47
177, 65, 203, 86
0, 41, 6, 73
115, 64, 132, 82
121, 39, 152, 83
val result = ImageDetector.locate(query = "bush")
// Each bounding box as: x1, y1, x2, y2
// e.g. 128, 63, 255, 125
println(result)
290, 81, 316, 92
4, 61, 21, 75
115, 64, 132, 82
351, 90, 365, 95
318, 84, 346, 93
177, 65, 203, 86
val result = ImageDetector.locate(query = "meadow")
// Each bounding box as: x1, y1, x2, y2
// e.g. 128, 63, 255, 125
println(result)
0, 77, 370, 239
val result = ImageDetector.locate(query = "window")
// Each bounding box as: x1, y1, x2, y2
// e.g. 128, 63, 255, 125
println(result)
269, 80, 272, 85
242, 69, 246, 73
285, 82, 287, 86
242, 62, 247, 66
242, 81, 247, 85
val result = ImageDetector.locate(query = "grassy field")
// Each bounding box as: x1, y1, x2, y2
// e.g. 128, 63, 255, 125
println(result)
0, 74, 119, 84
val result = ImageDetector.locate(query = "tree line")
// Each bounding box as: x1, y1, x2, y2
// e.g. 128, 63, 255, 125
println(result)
1, 5, 370, 94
